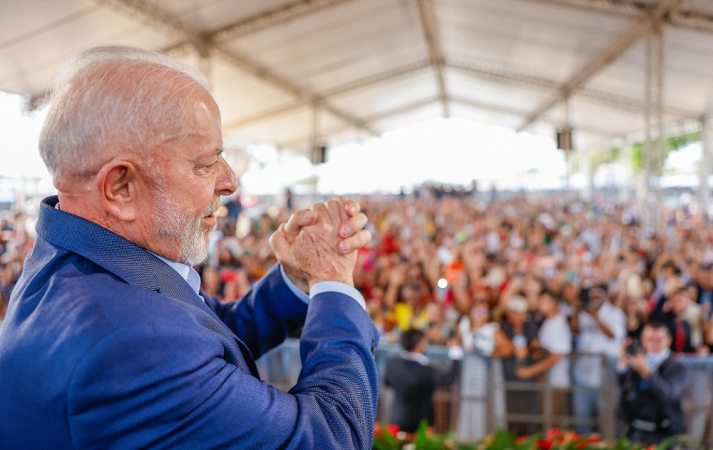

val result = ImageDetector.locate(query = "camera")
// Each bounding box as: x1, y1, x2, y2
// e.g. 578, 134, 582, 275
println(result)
626, 341, 642, 356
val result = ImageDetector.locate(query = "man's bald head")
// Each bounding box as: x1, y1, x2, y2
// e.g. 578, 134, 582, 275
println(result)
40, 46, 211, 187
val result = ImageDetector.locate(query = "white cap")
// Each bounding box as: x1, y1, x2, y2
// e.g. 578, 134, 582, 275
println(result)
506, 296, 529, 313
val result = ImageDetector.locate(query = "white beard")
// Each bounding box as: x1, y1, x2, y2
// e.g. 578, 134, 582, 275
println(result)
152, 187, 220, 265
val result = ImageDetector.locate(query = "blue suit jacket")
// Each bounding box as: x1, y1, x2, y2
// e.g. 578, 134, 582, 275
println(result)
0, 197, 379, 449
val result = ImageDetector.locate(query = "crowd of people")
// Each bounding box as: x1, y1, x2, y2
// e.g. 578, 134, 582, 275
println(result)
1, 188, 710, 443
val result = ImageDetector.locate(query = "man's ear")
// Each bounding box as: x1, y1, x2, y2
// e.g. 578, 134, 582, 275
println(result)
96, 161, 139, 222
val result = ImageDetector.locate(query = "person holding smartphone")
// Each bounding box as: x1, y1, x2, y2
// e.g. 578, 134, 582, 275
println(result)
617, 321, 687, 445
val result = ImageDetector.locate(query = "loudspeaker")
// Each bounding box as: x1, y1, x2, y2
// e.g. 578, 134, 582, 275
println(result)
556, 126, 573, 151
311, 143, 328, 164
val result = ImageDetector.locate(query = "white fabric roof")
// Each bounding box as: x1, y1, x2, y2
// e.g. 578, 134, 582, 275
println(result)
1, 0, 712, 154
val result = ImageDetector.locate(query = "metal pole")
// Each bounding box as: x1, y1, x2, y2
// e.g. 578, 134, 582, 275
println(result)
581, 148, 592, 201
700, 116, 711, 226
195, 41, 213, 94
310, 104, 320, 201
642, 29, 653, 234
654, 25, 665, 233
543, 381, 553, 431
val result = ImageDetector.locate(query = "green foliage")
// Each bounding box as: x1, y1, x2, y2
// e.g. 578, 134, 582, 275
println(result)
590, 147, 622, 174
630, 142, 644, 172
629, 131, 700, 174
586, 131, 701, 175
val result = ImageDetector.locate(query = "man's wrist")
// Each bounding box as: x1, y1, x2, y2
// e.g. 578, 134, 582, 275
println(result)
281, 264, 309, 293
308, 271, 354, 289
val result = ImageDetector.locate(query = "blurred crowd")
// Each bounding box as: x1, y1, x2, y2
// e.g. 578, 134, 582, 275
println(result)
2, 191, 712, 424
355, 194, 713, 355
3, 192, 713, 355
0, 213, 30, 323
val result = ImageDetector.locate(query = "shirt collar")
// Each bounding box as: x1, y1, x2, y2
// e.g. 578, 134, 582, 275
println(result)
401, 351, 430, 365
151, 253, 202, 297
647, 348, 671, 370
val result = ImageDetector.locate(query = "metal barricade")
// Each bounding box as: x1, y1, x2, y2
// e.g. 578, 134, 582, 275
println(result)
257, 339, 713, 445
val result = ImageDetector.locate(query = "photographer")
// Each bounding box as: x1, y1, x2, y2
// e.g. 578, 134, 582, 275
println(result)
617, 321, 687, 445
570, 284, 626, 434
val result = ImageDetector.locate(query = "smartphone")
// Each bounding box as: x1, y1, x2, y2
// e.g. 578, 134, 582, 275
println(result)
626, 341, 642, 356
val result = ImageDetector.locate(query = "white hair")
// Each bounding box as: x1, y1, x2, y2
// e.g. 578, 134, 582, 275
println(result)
39, 46, 211, 183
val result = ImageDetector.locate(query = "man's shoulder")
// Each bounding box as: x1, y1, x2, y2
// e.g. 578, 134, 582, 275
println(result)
659, 355, 686, 374
9, 239, 204, 343
386, 354, 433, 373
600, 301, 624, 315
542, 313, 570, 334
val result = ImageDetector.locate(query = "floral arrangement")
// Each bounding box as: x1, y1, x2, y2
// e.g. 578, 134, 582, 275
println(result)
373, 423, 701, 450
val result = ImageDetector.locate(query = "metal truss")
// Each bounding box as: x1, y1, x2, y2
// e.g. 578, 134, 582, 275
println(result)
413, 0, 449, 117
223, 60, 432, 131
446, 59, 696, 119
522, 0, 713, 34
515, 0, 688, 132
93, 0, 378, 136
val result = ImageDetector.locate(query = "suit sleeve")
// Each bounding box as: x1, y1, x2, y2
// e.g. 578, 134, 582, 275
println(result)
67, 291, 380, 450
207, 264, 308, 359
428, 359, 461, 388
645, 362, 687, 403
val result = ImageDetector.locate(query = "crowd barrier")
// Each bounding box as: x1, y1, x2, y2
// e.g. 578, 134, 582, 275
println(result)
256, 339, 713, 445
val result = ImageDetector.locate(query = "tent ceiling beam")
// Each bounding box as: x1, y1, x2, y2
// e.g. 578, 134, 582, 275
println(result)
213, 47, 379, 135
365, 96, 440, 123
211, 0, 359, 43
446, 60, 696, 119
522, 0, 713, 34
162, 0, 357, 55
94, 0, 378, 137
451, 96, 619, 138
520, 0, 653, 18
413, 0, 450, 117
516, 0, 687, 132
223, 60, 432, 131
669, 9, 713, 34
447, 60, 560, 90
273, 96, 440, 149
320, 60, 431, 97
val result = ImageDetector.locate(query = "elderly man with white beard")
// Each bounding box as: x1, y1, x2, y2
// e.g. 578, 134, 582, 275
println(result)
0, 46, 379, 449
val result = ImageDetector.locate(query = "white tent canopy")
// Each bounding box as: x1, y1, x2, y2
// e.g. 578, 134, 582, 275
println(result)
2, 0, 713, 155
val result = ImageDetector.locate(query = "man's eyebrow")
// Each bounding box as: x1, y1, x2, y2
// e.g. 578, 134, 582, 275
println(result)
192, 148, 223, 163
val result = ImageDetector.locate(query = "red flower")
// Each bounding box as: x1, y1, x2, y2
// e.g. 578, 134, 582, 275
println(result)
546, 428, 559, 439
539, 438, 553, 450
386, 424, 400, 437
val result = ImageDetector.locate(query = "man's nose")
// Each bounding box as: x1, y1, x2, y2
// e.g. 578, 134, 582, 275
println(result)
216, 158, 237, 196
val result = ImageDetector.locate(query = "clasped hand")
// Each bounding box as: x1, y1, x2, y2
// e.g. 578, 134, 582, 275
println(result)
270, 197, 371, 292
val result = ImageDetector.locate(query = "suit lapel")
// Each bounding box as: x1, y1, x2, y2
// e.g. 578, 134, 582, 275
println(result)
37, 197, 257, 376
